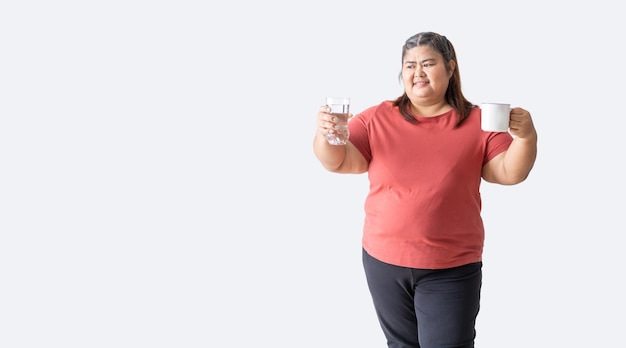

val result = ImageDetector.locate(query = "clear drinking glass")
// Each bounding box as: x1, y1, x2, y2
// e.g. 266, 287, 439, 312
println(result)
325, 97, 350, 145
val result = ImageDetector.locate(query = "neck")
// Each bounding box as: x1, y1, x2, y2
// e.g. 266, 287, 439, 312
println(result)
410, 101, 452, 117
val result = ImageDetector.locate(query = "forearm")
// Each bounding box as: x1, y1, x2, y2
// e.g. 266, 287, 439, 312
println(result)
502, 132, 538, 184
313, 133, 347, 172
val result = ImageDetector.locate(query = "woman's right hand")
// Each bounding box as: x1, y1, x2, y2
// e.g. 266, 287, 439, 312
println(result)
316, 105, 337, 138
316, 105, 353, 139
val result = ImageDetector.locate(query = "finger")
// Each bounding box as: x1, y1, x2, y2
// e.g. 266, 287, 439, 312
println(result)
319, 105, 331, 113
319, 113, 338, 123
509, 111, 528, 122
509, 118, 526, 130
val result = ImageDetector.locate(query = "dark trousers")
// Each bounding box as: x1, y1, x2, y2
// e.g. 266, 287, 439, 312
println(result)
362, 249, 482, 348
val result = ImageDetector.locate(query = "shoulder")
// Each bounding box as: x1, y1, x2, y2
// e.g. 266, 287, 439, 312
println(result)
356, 100, 398, 122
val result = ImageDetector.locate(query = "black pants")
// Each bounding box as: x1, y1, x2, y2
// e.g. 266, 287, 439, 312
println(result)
362, 249, 482, 348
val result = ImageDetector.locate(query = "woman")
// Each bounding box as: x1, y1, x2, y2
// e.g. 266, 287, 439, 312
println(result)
313, 32, 537, 348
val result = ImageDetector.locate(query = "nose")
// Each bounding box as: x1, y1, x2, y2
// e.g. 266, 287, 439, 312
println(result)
414, 67, 424, 78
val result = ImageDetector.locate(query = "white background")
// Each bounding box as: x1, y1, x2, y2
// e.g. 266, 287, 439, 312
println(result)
1, 1, 624, 347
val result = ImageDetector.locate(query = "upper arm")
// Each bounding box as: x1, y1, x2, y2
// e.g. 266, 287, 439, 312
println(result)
481, 132, 516, 184
481, 151, 505, 184
482, 141, 535, 185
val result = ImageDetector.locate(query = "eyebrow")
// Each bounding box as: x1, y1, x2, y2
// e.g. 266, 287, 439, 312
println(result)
404, 58, 436, 64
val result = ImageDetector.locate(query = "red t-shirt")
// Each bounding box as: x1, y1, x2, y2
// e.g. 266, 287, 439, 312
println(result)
348, 101, 513, 269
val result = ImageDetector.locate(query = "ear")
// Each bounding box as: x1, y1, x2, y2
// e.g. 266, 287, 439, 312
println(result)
448, 60, 456, 77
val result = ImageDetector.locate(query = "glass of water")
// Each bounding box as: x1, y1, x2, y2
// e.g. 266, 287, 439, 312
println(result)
325, 97, 350, 145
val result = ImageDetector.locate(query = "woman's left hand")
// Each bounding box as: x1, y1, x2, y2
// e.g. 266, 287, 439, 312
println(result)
509, 107, 536, 139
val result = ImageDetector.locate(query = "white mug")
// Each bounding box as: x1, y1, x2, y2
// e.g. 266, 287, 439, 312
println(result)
480, 103, 511, 132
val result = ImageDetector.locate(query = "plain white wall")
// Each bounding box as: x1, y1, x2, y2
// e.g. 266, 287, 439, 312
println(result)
1, 1, 624, 347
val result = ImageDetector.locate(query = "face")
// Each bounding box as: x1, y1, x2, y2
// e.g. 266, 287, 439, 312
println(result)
401, 45, 455, 105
